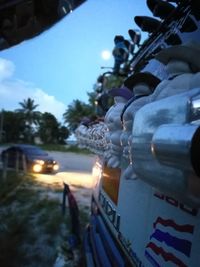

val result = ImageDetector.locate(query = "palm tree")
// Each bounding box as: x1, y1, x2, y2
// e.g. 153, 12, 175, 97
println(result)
63, 99, 95, 132
16, 98, 41, 142
17, 98, 40, 125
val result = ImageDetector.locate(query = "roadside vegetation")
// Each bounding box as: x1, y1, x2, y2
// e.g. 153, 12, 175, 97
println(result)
0, 171, 89, 267
0, 70, 123, 147
39, 144, 91, 154
0, 143, 92, 155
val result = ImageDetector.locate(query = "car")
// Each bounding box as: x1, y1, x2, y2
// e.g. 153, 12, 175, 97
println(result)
1, 144, 59, 173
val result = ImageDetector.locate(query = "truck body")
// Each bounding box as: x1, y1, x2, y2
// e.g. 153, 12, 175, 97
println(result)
77, 1, 200, 266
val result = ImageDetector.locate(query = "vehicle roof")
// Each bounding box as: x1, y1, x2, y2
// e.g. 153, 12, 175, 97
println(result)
12, 144, 41, 149
5, 144, 44, 152
3, 144, 50, 157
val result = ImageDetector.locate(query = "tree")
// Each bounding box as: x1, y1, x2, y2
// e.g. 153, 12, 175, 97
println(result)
38, 112, 69, 144
87, 91, 97, 108
101, 73, 125, 90
1, 111, 25, 142
38, 112, 59, 144
57, 125, 70, 144
16, 98, 41, 142
17, 98, 40, 126
63, 99, 95, 132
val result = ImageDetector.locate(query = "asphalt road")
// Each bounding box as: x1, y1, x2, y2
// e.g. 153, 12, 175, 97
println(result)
48, 151, 96, 173
36, 151, 97, 208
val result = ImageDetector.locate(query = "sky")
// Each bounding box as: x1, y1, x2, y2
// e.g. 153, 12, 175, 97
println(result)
0, 0, 151, 122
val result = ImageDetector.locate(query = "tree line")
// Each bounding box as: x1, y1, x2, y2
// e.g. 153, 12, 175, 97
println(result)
0, 72, 125, 144
0, 98, 69, 144
0, 94, 98, 145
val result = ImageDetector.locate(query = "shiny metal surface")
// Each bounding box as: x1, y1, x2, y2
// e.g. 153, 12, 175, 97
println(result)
132, 87, 200, 206
191, 96, 200, 121
152, 123, 200, 170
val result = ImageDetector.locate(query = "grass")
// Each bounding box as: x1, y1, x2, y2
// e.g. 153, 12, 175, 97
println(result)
0, 170, 23, 202
0, 213, 29, 266
0, 171, 89, 267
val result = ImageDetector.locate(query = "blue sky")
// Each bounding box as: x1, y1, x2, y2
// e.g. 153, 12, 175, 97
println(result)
0, 0, 151, 122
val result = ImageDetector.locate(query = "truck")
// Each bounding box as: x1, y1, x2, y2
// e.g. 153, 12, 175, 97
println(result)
75, 0, 200, 266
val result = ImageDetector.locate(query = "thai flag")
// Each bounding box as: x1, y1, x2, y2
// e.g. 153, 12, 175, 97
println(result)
145, 216, 194, 267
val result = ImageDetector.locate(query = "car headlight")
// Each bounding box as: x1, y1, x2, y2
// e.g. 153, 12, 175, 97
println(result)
53, 164, 59, 171
33, 163, 43, 173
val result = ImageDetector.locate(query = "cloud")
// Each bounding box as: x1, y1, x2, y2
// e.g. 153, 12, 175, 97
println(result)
0, 58, 15, 81
0, 58, 66, 122
33, 88, 66, 120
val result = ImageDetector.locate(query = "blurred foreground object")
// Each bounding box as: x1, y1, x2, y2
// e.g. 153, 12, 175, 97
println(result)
0, 0, 86, 50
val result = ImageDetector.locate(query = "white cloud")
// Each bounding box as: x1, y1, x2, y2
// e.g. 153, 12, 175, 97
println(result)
0, 58, 66, 122
0, 58, 15, 81
33, 88, 66, 119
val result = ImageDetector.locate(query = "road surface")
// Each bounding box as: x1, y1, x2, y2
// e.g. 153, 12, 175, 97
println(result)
34, 151, 97, 208
49, 151, 96, 173
0, 148, 98, 208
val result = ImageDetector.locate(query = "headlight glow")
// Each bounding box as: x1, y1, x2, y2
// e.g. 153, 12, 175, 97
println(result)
53, 164, 59, 171
34, 159, 45, 165
33, 163, 43, 173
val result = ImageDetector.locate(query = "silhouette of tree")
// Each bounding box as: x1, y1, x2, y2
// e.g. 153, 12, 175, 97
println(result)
16, 98, 41, 142
38, 112, 69, 144
63, 99, 95, 132
1, 111, 24, 142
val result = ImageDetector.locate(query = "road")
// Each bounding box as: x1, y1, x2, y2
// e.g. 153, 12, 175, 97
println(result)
0, 147, 95, 173
49, 151, 96, 173
0, 148, 97, 208
0, 150, 97, 266
35, 151, 97, 208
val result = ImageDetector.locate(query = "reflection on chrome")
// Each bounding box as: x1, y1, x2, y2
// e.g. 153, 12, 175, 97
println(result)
191, 97, 200, 121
